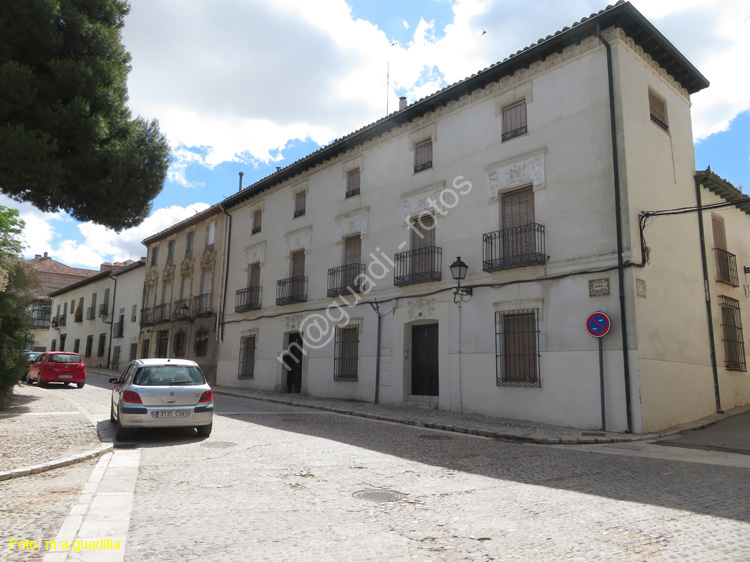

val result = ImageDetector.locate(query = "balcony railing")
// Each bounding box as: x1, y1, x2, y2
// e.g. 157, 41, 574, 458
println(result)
99, 303, 109, 317
235, 286, 262, 313
276, 276, 307, 306
394, 246, 442, 287
113, 322, 124, 338
715, 248, 739, 286
172, 298, 192, 319
192, 293, 213, 316
154, 303, 171, 323
328, 263, 367, 297
483, 223, 546, 272
59, 315, 67, 327
140, 307, 154, 325
502, 125, 527, 142
86, 307, 95, 320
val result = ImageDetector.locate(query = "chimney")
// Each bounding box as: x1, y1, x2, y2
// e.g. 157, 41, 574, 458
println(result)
44, 251, 48, 258
238, 171, 244, 192
399, 96, 407, 111
100, 262, 114, 272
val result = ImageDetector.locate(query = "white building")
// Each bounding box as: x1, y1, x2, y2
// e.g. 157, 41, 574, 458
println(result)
49, 260, 145, 370
199, 2, 748, 433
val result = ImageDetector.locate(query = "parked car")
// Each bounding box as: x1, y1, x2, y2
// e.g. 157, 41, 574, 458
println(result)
23, 351, 42, 382
28, 352, 86, 388
109, 358, 213, 440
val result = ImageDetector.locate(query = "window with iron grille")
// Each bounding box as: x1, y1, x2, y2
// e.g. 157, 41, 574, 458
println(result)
174, 330, 185, 357
238, 335, 256, 379
502, 100, 527, 141
97, 333, 106, 357
112, 346, 121, 370
414, 140, 432, 173
719, 296, 746, 371
252, 210, 262, 234
294, 192, 306, 217
74, 339, 80, 353
495, 309, 540, 387
157, 330, 168, 357
195, 330, 208, 357
346, 169, 360, 197
334, 325, 359, 381
85, 335, 93, 358
648, 89, 668, 132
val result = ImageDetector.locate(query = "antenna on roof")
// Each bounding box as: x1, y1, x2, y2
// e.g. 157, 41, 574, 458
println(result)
238, 171, 244, 192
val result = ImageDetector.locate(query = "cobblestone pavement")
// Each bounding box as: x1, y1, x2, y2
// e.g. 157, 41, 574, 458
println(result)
1, 459, 98, 562
123, 409, 749, 561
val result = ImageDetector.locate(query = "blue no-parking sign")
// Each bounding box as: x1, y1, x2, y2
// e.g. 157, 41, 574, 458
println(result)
586, 312, 611, 338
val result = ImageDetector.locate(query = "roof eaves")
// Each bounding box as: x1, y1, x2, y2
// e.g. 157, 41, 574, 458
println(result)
696, 169, 750, 217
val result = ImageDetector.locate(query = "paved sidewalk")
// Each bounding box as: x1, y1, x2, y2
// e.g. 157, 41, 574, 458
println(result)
0, 383, 111, 482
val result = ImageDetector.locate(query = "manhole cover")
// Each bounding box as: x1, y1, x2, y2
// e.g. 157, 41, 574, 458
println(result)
200, 441, 236, 449
353, 489, 407, 502
418, 434, 454, 440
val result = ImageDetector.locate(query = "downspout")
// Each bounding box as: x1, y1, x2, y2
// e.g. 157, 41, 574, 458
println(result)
597, 23, 633, 433
370, 300, 382, 404
693, 176, 723, 413
106, 273, 117, 369
219, 203, 232, 342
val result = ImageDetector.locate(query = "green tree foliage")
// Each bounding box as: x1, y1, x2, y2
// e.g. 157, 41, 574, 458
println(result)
0, 207, 33, 407
0, 0, 171, 232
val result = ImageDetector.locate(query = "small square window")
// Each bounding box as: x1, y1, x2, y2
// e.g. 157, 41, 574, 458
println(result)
346, 169, 361, 198
294, 192, 306, 217
502, 100, 527, 141
414, 140, 432, 173
648, 90, 668, 132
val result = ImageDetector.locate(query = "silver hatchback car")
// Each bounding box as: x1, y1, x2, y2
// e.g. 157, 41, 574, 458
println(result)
110, 358, 213, 439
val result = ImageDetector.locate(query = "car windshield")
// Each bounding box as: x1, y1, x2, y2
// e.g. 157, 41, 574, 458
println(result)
133, 366, 206, 386
49, 354, 82, 363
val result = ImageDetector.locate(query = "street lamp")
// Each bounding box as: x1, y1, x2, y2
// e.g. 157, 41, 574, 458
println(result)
449, 256, 472, 303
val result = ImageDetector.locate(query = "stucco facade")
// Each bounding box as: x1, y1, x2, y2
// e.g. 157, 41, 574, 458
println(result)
49, 260, 145, 370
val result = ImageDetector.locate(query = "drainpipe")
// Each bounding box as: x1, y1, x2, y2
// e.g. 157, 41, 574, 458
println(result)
371, 300, 382, 404
106, 274, 117, 369
597, 23, 633, 433
694, 176, 723, 413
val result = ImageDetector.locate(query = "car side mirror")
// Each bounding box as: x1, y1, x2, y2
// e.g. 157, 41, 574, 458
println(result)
109, 378, 119, 384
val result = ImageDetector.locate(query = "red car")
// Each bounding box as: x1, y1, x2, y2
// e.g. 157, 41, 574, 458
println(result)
28, 352, 87, 388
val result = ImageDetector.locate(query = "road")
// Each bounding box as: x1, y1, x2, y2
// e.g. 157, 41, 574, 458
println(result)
3, 374, 749, 561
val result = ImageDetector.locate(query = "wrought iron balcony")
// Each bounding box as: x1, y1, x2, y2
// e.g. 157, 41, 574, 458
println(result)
236, 286, 262, 312
99, 303, 109, 317
172, 298, 192, 319
483, 223, 546, 272
715, 248, 739, 286
192, 293, 213, 316
113, 322, 124, 338
86, 306, 95, 320
328, 263, 367, 297
502, 125, 527, 142
154, 303, 171, 323
140, 307, 154, 325
276, 276, 307, 305
59, 314, 67, 327
394, 246, 442, 287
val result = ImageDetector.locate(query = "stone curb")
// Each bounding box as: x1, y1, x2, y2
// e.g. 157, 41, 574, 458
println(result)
0, 443, 113, 482
211, 388, 659, 445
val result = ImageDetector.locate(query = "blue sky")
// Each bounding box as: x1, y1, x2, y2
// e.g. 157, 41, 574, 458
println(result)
3, 0, 748, 268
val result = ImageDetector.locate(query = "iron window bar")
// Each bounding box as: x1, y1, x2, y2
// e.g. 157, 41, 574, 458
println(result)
113, 322, 124, 338
252, 226, 261, 235
238, 336, 256, 379
140, 307, 154, 325
86, 306, 96, 320
334, 326, 359, 381
327, 263, 367, 297
236, 286, 262, 312
483, 223, 546, 272
650, 114, 669, 132
345, 188, 360, 198
718, 296, 746, 372
501, 126, 528, 142
495, 309, 541, 387
172, 298, 192, 319
276, 276, 308, 306
714, 248, 739, 287
154, 303, 171, 323
99, 303, 109, 317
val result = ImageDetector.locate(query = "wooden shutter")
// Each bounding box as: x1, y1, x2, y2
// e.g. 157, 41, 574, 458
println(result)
181, 275, 191, 299
712, 216, 727, 250
295, 192, 306, 215
502, 100, 527, 138
503, 312, 538, 383
411, 214, 435, 249
291, 251, 305, 277
249, 263, 261, 287
347, 169, 360, 195
344, 236, 361, 265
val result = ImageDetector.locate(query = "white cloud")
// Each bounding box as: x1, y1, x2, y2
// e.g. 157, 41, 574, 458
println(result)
402, 19, 410, 30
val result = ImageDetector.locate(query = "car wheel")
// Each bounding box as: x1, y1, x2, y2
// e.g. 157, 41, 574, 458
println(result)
109, 402, 116, 424
115, 411, 130, 441
77, 382, 85, 389
38, 376, 46, 388
196, 423, 212, 437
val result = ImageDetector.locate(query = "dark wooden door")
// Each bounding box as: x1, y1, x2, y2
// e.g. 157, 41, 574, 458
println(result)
287, 333, 303, 393
411, 324, 439, 396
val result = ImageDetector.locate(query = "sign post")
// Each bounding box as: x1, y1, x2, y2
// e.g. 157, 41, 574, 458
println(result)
586, 312, 611, 431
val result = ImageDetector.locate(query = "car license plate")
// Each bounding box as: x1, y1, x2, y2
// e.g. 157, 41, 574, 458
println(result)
152, 410, 189, 418
58, 375, 73, 379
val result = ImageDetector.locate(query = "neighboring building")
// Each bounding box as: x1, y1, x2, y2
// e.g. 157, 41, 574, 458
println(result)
139, 205, 226, 385
25, 252, 99, 351
49, 260, 145, 370
202, 1, 749, 433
